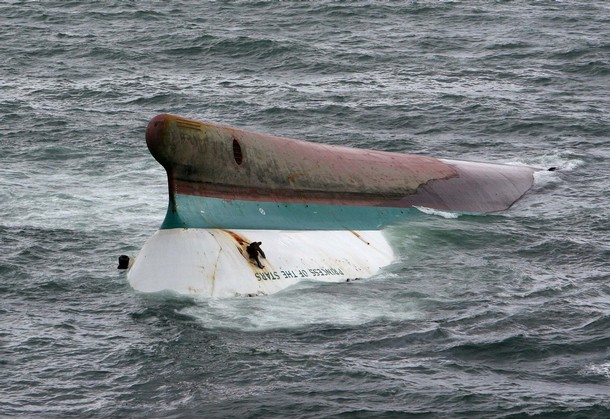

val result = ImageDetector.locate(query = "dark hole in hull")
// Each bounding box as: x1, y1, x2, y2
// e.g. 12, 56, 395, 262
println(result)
233, 138, 243, 165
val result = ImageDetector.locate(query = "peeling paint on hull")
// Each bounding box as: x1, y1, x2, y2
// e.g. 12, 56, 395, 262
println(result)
127, 114, 540, 297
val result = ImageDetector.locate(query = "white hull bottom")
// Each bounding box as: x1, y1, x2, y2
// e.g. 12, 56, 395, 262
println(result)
128, 228, 394, 297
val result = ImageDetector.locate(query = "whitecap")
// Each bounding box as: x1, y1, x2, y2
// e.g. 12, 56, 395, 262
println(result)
580, 362, 610, 378
414, 206, 460, 219
179, 280, 425, 331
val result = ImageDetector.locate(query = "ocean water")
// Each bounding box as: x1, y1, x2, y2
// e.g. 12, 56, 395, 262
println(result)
1, 1, 609, 417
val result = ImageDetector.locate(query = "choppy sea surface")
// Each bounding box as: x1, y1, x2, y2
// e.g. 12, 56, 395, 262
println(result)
1, 1, 609, 417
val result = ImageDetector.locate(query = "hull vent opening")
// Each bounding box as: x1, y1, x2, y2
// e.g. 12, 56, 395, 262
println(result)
233, 138, 243, 165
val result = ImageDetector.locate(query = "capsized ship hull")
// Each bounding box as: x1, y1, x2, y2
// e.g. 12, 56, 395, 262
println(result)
127, 114, 540, 297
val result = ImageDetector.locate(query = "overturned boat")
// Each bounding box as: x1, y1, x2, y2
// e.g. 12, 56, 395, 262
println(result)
127, 114, 540, 297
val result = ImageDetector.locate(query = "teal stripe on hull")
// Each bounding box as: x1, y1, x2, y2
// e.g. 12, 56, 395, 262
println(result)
160, 194, 422, 230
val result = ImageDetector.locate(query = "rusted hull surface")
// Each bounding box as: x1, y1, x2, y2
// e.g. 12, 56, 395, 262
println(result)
146, 114, 539, 224
128, 228, 394, 297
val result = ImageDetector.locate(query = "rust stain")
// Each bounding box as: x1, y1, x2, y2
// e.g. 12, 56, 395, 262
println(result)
287, 172, 304, 182
220, 229, 249, 257
209, 246, 222, 296
174, 116, 205, 131
219, 229, 276, 277
350, 230, 370, 245
222, 229, 248, 246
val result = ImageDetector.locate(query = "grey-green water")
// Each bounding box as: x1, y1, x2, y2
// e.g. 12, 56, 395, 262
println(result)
1, 1, 609, 417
